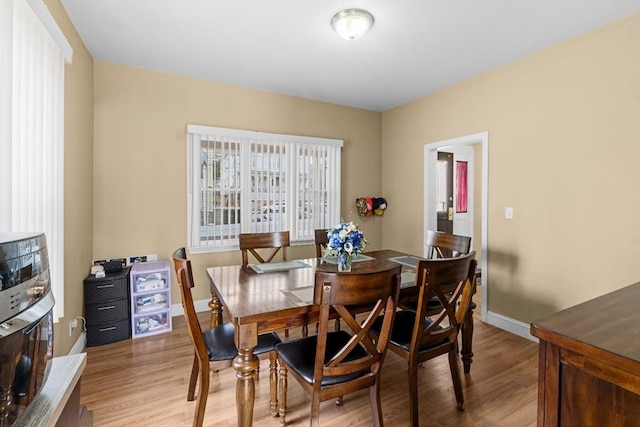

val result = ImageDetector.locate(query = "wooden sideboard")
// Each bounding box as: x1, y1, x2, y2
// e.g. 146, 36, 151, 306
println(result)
530, 282, 640, 426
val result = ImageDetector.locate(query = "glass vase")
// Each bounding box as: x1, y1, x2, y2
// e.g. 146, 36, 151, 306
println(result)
337, 253, 352, 272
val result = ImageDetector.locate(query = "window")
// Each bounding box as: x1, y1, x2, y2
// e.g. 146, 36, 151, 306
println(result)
187, 125, 342, 252
1, 0, 72, 321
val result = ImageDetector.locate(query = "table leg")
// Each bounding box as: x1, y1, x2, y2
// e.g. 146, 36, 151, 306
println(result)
460, 277, 477, 374
232, 323, 259, 427
209, 293, 223, 327
460, 301, 475, 374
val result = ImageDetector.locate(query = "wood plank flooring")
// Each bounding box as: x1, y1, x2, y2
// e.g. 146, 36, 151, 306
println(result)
80, 300, 538, 426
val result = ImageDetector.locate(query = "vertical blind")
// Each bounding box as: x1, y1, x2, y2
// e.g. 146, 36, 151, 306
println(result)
1, 0, 72, 321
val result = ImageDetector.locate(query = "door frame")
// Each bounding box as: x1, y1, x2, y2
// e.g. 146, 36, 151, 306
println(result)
424, 131, 489, 322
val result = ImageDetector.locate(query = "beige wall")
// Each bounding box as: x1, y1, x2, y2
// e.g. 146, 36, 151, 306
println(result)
92, 63, 382, 302
382, 14, 640, 322
47, 0, 94, 356
48, 2, 639, 352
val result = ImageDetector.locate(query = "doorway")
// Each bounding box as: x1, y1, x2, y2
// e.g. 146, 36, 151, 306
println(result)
436, 145, 475, 238
436, 151, 454, 234
424, 132, 488, 321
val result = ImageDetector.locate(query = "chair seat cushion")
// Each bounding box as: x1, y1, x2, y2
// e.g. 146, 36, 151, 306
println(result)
372, 310, 447, 351
275, 330, 369, 386
402, 296, 443, 312
203, 322, 281, 361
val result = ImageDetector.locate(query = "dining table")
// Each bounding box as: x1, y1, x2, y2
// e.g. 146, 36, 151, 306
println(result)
206, 249, 478, 427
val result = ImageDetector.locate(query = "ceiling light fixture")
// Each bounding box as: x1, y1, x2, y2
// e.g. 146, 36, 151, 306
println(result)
331, 9, 374, 41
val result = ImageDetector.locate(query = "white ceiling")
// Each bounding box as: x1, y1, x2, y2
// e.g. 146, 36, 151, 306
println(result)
60, 0, 639, 112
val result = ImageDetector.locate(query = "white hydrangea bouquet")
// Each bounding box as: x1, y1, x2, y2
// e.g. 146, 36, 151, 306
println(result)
324, 221, 367, 271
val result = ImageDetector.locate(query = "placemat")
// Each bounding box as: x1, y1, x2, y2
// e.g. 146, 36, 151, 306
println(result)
281, 286, 315, 306
249, 260, 311, 274
388, 255, 426, 268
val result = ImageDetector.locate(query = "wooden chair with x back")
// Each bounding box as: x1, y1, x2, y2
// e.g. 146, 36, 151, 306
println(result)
239, 231, 294, 336
372, 252, 477, 426
425, 229, 472, 259
171, 247, 282, 427
313, 228, 342, 334
401, 230, 472, 313
424, 230, 479, 373
239, 231, 290, 268
275, 262, 402, 427
314, 229, 329, 258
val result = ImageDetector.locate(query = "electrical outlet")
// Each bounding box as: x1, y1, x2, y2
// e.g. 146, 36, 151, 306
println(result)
505, 207, 514, 219
69, 318, 78, 337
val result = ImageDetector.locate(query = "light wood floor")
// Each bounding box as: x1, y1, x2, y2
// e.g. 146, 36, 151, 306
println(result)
79, 299, 539, 426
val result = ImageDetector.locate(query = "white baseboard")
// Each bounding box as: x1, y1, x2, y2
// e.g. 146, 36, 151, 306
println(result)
67, 331, 87, 355
171, 298, 211, 317
486, 311, 538, 343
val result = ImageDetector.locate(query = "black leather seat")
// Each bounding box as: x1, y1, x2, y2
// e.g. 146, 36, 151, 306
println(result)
202, 322, 281, 361
275, 330, 369, 386
373, 310, 447, 352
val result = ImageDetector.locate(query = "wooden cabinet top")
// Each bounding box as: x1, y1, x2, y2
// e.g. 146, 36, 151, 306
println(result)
531, 282, 640, 371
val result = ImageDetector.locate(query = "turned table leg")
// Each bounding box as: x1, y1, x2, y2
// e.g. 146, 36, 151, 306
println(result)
209, 293, 223, 327
460, 301, 476, 373
232, 323, 259, 427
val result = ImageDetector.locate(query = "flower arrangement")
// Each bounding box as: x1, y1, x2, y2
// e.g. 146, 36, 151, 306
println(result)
324, 221, 367, 271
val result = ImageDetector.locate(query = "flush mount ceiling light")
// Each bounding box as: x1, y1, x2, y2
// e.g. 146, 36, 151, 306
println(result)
331, 8, 374, 41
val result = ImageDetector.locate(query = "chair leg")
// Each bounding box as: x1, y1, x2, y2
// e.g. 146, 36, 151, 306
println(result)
269, 352, 278, 417
284, 328, 290, 338
193, 360, 209, 427
187, 352, 199, 401
448, 347, 465, 411
278, 360, 288, 426
334, 318, 341, 331
369, 380, 383, 427
310, 394, 321, 427
302, 324, 309, 337
408, 361, 419, 427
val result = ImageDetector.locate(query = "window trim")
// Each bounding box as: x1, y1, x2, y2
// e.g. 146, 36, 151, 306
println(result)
186, 124, 343, 254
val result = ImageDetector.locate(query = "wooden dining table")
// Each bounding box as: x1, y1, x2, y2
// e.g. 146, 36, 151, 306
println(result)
206, 249, 478, 427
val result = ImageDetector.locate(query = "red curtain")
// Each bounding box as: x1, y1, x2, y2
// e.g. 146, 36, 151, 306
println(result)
456, 161, 468, 213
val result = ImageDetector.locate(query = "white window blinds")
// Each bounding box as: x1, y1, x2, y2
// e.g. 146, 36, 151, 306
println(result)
1, 0, 72, 321
187, 125, 342, 252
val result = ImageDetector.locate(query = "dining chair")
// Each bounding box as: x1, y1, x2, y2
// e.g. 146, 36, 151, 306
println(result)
239, 231, 296, 336
239, 231, 290, 268
425, 230, 480, 288
401, 230, 472, 313
171, 247, 282, 427
275, 263, 402, 427
312, 229, 341, 334
416, 230, 479, 374
425, 229, 472, 259
372, 252, 477, 426
314, 229, 329, 258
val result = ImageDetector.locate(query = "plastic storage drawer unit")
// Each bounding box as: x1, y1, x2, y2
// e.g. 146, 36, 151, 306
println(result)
84, 267, 131, 346
130, 260, 172, 338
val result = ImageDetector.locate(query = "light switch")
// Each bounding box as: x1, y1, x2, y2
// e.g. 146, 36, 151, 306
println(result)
505, 207, 514, 219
